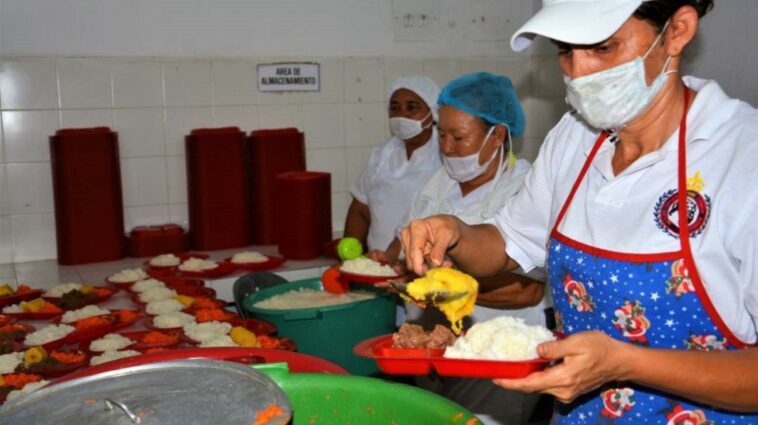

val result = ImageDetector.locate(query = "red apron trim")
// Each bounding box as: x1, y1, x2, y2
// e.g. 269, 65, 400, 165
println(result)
551, 231, 681, 262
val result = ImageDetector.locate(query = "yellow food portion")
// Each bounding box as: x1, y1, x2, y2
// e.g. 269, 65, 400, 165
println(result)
230, 326, 259, 347
21, 298, 46, 313
80, 285, 94, 294
406, 267, 478, 335
173, 295, 195, 308
0, 284, 14, 296
24, 346, 48, 366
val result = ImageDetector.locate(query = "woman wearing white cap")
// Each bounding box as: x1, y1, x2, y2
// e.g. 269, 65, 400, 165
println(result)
345, 76, 442, 252
401, 1, 758, 423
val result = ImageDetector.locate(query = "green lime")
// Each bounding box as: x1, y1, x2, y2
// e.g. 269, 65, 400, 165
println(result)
337, 237, 363, 261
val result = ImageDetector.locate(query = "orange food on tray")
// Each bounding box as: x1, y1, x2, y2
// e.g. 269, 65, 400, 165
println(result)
141, 331, 178, 345
73, 315, 111, 331
253, 403, 288, 425
257, 335, 282, 349
113, 309, 139, 323
1, 372, 42, 389
194, 308, 236, 322
50, 350, 87, 364
192, 297, 221, 310
0, 284, 35, 297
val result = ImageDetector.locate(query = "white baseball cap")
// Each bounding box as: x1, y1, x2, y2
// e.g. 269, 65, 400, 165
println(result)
511, 0, 647, 52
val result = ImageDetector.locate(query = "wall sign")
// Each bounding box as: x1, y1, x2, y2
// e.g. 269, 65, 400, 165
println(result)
257, 63, 320, 92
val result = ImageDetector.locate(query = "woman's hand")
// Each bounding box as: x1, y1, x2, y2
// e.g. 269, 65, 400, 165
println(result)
400, 215, 461, 275
493, 331, 632, 404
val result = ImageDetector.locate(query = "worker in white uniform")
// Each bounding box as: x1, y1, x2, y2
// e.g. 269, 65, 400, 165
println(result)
393, 72, 547, 425
345, 76, 442, 251
401, 1, 758, 424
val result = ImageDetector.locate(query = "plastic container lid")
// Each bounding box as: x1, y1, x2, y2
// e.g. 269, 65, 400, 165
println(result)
0, 359, 292, 424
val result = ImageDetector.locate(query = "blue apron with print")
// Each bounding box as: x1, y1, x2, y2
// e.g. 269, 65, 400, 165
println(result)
546, 91, 757, 424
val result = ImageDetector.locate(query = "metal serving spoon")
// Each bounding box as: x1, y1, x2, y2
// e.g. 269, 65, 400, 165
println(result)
386, 280, 470, 305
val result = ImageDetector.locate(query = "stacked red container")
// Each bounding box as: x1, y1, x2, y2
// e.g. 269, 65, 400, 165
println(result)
185, 127, 252, 250
275, 171, 332, 259
49, 127, 126, 265
248, 128, 306, 244
127, 224, 190, 257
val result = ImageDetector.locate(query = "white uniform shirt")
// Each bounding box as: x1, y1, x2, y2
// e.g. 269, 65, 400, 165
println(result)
490, 77, 758, 343
351, 130, 442, 251
403, 158, 548, 327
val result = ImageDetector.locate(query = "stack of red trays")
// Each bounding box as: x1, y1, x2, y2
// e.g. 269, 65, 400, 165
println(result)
248, 128, 306, 245
186, 127, 252, 250
127, 224, 189, 257
275, 171, 332, 259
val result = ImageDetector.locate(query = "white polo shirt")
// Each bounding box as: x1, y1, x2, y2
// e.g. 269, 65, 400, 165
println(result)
490, 76, 758, 343
404, 158, 548, 327
351, 130, 442, 251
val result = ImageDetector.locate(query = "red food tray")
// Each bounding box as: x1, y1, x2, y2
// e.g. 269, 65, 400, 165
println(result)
222, 255, 286, 272
0, 289, 44, 308
110, 310, 146, 331
4, 311, 63, 321
122, 330, 183, 350
17, 349, 90, 379
43, 286, 119, 307
63, 315, 118, 345
132, 286, 216, 305
354, 335, 552, 379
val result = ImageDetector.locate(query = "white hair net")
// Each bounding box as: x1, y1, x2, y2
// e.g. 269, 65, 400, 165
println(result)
387, 76, 441, 121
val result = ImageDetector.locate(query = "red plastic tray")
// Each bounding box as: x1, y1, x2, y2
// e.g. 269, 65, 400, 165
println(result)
16, 349, 90, 379
223, 255, 286, 272
63, 315, 118, 345
43, 286, 118, 307
354, 335, 552, 379
4, 311, 63, 321
110, 309, 146, 331
0, 289, 44, 308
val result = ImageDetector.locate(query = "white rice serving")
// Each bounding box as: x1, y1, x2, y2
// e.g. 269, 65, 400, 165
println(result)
138, 287, 178, 303
109, 268, 148, 283
90, 350, 141, 366
178, 258, 218, 272
131, 278, 166, 293
146, 299, 184, 315
44, 283, 82, 298
231, 251, 268, 264
444, 316, 556, 361
183, 321, 232, 343
199, 335, 238, 348
6, 380, 50, 402
253, 288, 376, 310
61, 305, 110, 324
340, 258, 396, 276
24, 324, 76, 346
2, 303, 23, 313
149, 253, 181, 267
89, 333, 134, 352
0, 352, 24, 374
153, 312, 195, 329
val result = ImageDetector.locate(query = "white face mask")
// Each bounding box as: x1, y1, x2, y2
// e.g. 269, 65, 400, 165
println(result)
564, 22, 675, 130
389, 111, 432, 140
442, 126, 502, 183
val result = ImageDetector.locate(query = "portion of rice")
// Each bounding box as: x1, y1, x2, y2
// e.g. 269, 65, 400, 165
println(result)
109, 268, 148, 283
231, 251, 268, 264
24, 324, 76, 346
2, 303, 23, 313
61, 305, 110, 324
6, 380, 50, 402
199, 335, 238, 348
138, 287, 178, 303
0, 352, 24, 374
340, 258, 396, 277
146, 299, 184, 316
183, 321, 232, 343
178, 258, 218, 272
443, 316, 555, 361
153, 312, 196, 329
89, 333, 134, 352
149, 253, 181, 267
132, 278, 166, 293
253, 288, 376, 310
90, 350, 141, 366
44, 283, 82, 298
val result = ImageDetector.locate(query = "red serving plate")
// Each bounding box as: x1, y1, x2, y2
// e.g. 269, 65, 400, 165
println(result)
17, 349, 90, 379
143, 316, 192, 332
4, 310, 63, 321
43, 286, 118, 307
133, 286, 216, 305
354, 335, 552, 379
56, 347, 348, 383
122, 330, 183, 350
175, 261, 237, 279
339, 261, 401, 284
0, 289, 44, 308
110, 309, 146, 331
222, 255, 286, 272
143, 252, 211, 271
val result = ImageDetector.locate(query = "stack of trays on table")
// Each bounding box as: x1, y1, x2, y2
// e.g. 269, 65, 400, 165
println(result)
274, 171, 332, 259
248, 128, 306, 245
185, 127, 251, 250
49, 127, 125, 265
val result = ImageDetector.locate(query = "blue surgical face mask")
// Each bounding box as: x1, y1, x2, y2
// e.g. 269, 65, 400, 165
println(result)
564, 21, 675, 130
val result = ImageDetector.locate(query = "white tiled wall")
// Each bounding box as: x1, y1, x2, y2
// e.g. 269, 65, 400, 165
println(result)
0, 55, 567, 264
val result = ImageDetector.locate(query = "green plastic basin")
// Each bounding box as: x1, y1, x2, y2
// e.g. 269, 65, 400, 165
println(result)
256, 363, 480, 425
242, 277, 398, 376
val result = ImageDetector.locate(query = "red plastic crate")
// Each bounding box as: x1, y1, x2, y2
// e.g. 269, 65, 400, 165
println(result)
275, 171, 332, 259
50, 127, 126, 264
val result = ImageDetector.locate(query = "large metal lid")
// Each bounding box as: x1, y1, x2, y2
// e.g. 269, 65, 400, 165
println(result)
0, 359, 291, 425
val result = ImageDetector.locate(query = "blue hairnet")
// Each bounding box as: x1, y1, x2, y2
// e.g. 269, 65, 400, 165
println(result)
438, 72, 525, 137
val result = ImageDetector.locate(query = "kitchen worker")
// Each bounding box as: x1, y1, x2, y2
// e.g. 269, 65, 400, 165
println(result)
401, 0, 758, 423
384, 72, 547, 425
344, 76, 442, 252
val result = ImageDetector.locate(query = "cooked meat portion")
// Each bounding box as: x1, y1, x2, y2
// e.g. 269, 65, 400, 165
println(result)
391, 323, 457, 349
